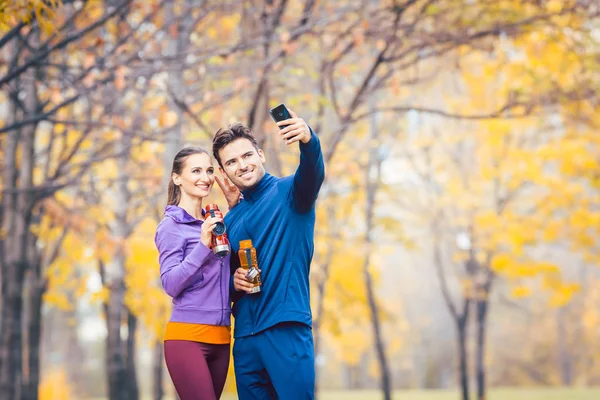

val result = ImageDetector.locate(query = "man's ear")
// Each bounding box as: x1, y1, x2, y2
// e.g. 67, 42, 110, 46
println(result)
258, 149, 266, 163
219, 167, 225, 176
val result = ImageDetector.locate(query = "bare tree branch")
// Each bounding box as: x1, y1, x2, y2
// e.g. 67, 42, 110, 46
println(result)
0, 0, 134, 87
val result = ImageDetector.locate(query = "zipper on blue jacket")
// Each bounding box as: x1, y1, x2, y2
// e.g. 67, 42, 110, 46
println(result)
248, 249, 257, 335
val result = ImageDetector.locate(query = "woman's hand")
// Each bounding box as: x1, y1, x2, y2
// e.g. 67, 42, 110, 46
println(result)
200, 215, 223, 248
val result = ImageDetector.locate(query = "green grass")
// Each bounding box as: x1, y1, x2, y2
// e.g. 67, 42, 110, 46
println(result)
219, 387, 600, 400
484, 388, 600, 400
92, 388, 600, 400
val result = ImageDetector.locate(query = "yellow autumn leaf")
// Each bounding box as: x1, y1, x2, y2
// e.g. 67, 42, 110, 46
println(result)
39, 368, 73, 400
90, 287, 110, 304
547, 0, 563, 13
511, 286, 531, 299
43, 292, 74, 311
490, 253, 512, 273
159, 110, 178, 127
548, 284, 580, 308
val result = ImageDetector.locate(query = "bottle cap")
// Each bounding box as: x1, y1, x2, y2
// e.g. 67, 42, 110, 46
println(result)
205, 204, 219, 212
239, 239, 253, 249
213, 221, 226, 235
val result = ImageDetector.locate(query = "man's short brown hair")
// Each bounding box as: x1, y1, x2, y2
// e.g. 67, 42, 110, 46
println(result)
212, 123, 259, 167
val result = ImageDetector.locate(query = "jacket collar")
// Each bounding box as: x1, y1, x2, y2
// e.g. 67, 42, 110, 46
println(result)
164, 205, 205, 223
241, 173, 275, 201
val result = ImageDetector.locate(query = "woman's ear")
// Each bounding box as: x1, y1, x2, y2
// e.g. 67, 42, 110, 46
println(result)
172, 174, 180, 186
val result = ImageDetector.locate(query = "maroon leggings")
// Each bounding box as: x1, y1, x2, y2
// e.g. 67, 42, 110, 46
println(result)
164, 340, 230, 400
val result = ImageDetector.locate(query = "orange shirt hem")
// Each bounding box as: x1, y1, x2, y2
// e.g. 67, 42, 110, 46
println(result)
163, 322, 231, 345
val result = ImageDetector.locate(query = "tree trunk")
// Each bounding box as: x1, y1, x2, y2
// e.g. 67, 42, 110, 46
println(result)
104, 143, 130, 398
433, 225, 480, 400
126, 310, 139, 399
312, 201, 336, 395
163, 0, 194, 173
244, 0, 286, 176
0, 30, 39, 400
153, 341, 164, 400
105, 136, 132, 400
475, 299, 488, 399
22, 263, 45, 400
156, 4, 192, 398
457, 313, 470, 400
362, 98, 392, 400
433, 238, 472, 400
106, 292, 127, 400
103, 3, 136, 396
22, 221, 67, 400
363, 257, 392, 399
556, 305, 572, 386
0, 254, 27, 400
310, 69, 332, 396
475, 277, 492, 400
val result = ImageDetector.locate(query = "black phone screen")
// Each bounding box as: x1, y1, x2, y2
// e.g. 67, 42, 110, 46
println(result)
269, 104, 291, 128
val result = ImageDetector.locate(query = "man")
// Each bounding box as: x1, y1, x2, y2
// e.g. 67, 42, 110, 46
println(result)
212, 109, 325, 399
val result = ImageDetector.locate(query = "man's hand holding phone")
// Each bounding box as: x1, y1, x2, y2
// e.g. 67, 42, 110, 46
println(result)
269, 104, 312, 145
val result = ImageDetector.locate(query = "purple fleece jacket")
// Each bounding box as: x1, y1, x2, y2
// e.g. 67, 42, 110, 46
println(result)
155, 205, 231, 326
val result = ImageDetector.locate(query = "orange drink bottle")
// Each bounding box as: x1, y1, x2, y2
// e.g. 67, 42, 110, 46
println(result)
238, 239, 262, 294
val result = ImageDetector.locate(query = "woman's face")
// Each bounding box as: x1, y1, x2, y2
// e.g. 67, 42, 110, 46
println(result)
173, 153, 215, 200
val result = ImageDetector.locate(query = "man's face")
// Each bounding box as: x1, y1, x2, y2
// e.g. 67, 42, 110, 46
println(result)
218, 138, 266, 191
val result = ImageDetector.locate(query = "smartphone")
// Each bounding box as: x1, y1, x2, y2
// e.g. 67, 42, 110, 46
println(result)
269, 103, 291, 129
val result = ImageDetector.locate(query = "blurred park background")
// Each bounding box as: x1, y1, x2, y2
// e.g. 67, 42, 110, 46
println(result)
1, 0, 600, 399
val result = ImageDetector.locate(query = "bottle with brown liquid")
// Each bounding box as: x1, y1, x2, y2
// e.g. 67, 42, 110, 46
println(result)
238, 239, 262, 294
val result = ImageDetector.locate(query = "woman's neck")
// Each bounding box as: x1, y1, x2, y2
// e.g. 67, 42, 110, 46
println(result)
178, 196, 203, 220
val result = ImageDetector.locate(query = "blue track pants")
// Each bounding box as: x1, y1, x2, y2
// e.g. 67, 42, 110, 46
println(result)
233, 322, 315, 399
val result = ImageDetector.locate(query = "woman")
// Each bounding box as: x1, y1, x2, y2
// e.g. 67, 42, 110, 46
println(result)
155, 147, 236, 400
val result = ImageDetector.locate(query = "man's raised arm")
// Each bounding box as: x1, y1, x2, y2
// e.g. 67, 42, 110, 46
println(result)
276, 109, 325, 213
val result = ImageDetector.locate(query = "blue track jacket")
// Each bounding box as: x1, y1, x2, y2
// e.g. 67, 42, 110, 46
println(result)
224, 129, 325, 338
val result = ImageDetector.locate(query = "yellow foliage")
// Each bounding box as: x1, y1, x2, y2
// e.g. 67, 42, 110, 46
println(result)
490, 253, 512, 273
223, 343, 238, 394
122, 222, 171, 339
334, 327, 370, 365
61, 234, 87, 261
159, 109, 178, 127
85, 0, 103, 20
93, 159, 119, 183
583, 309, 598, 330
0, 0, 62, 34
329, 250, 366, 303
543, 220, 561, 241
39, 368, 73, 400
74, 0, 103, 30
219, 14, 241, 37
461, 278, 474, 298
511, 286, 532, 299
570, 209, 596, 230
534, 263, 560, 274
89, 286, 108, 304
409, 33, 595, 303
43, 292, 74, 312
452, 251, 469, 264
126, 235, 159, 268
549, 284, 581, 308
